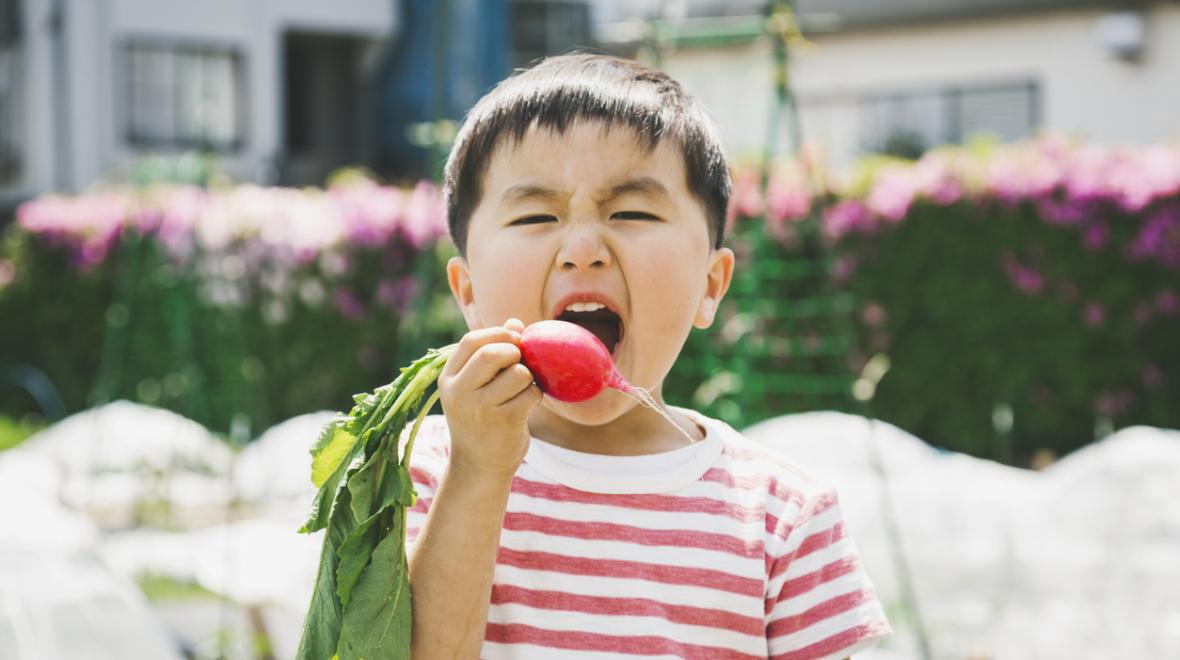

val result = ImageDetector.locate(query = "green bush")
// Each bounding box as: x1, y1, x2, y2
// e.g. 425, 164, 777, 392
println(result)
2, 138, 1177, 464
0, 180, 463, 436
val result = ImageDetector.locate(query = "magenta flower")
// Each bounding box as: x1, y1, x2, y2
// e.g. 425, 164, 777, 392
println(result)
831, 255, 858, 283
860, 302, 886, 327
332, 287, 366, 321
865, 168, 917, 222
823, 200, 872, 240
399, 181, 448, 250
1082, 222, 1109, 251
1157, 289, 1178, 315
765, 181, 811, 224
1082, 302, 1106, 327
1094, 389, 1135, 417
0, 259, 13, 290
1112, 145, 1180, 213
728, 171, 764, 221
1142, 363, 1165, 390
376, 276, 420, 314
1035, 197, 1093, 226
1126, 204, 1180, 267
1000, 253, 1044, 295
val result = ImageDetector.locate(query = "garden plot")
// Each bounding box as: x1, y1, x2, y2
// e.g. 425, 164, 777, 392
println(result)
747, 413, 1180, 660
4, 402, 1179, 659
232, 411, 335, 516
19, 400, 236, 528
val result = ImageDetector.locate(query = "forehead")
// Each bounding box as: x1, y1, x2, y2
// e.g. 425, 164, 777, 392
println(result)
478, 120, 689, 201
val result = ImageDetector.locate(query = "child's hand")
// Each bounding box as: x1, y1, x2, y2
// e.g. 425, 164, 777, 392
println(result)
437, 318, 542, 482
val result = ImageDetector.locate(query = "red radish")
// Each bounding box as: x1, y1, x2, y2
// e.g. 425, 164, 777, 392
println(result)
518, 320, 696, 444
519, 320, 632, 403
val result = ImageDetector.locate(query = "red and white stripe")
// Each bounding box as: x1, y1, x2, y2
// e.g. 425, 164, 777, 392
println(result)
405, 416, 891, 658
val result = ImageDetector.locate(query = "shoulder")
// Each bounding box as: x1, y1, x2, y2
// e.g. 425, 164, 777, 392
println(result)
691, 409, 833, 502
687, 409, 843, 540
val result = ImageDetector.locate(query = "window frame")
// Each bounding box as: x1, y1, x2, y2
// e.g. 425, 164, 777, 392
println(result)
857, 78, 1041, 153
119, 38, 248, 153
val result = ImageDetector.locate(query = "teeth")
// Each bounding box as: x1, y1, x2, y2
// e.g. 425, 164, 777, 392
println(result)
564, 302, 606, 313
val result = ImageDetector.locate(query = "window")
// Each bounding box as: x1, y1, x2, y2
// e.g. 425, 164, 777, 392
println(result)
860, 81, 1039, 157
510, 0, 592, 69
0, 47, 21, 184
124, 42, 244, 150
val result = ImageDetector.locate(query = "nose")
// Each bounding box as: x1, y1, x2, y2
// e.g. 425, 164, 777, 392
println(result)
555, 222, 612, 272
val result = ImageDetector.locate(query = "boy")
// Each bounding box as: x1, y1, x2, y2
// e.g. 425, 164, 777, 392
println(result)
405, 53, 891, 659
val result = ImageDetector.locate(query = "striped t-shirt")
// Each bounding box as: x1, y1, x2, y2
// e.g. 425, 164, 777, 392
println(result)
405, 408, 891, 659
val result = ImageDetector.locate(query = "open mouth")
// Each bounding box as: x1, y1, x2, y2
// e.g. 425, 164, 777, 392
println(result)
557, 304, 624, 356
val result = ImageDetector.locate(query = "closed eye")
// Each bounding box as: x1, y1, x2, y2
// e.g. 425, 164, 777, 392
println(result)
509, 215, 557, 226
611, 211, 660, 221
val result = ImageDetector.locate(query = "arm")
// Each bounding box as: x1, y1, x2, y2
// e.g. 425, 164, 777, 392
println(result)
408, 462, 513, 658
408, 320, 541, 659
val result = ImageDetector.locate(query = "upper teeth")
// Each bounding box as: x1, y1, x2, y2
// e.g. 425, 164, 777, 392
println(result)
565, 302, 606, 313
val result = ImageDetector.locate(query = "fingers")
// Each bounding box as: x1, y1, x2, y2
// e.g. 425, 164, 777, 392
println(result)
442, 324, 522, 378
501, 379, 543, 412
456, 343, 525, 391
480, 362, 538, 406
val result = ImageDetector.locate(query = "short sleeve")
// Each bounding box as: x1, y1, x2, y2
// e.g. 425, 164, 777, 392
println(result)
764, 487, 892, 659
401, 415, 450, 546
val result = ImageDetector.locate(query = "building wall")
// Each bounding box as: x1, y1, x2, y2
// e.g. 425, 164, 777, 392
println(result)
662, 5, 1180, 166
5, 0, 396, 200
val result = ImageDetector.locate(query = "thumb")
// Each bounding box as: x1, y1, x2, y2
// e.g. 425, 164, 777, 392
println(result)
504, 317, 525, 334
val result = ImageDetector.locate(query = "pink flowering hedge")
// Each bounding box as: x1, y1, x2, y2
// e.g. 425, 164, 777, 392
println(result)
1, 138, 1178, 459
0, 175, 460, 433
702, 137, 1179, 461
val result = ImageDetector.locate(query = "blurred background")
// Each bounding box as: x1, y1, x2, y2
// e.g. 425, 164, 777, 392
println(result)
0, 1, 1178, 659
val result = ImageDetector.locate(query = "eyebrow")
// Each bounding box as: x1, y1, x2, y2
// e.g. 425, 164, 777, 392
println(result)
606, 176, 670, 201
499, 177, 671, 206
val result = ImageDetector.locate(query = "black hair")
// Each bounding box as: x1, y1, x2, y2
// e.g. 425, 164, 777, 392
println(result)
443, 53, 731, 255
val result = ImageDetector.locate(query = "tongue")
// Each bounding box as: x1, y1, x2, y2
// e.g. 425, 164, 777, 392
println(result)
575, 317, 620, 352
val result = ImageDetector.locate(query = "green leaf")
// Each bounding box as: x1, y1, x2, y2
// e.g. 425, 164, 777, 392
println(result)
382, 464, 417, 509
337, 508, 412, 660
335, 513, 380, 610
347, 451, 382, 522
308, 416, 347, 461
311, 426, 359, 489
296, 483, 360, 660
337, 453, 418, 609
301, 438, 366, 534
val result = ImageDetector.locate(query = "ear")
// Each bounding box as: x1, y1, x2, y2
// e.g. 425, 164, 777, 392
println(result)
693, 247, 735, 329
446, 255, 482, 329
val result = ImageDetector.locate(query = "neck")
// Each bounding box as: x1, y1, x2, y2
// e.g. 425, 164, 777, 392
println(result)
527, 389, 704, 456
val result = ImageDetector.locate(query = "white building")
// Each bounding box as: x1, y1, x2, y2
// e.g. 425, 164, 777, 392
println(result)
595, 0, 1180, 166
0, 0, 396, 206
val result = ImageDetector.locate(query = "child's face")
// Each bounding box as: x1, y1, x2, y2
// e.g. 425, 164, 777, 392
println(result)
447, 120, 734, 427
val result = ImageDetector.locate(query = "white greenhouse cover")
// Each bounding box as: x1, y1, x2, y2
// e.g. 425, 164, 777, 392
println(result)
6, 403, 1178, 660
233, 411, 335, 513
745, 412, 1180, 660
19, 401, 236, 526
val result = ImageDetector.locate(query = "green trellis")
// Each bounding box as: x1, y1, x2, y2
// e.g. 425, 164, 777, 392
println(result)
654, 3, 858, 431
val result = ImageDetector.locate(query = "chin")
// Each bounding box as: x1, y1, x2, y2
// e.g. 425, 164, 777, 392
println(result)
541, 389, 635, 427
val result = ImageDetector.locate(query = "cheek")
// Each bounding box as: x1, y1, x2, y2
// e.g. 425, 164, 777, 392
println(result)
627, 248, 706, 336
471, 244, 550, 320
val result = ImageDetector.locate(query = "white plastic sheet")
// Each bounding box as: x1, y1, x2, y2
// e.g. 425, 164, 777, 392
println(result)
233, 411, 335, 514
745, 413, 1180, 660
0, 551, 183, 660
20, 401, 236, 528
